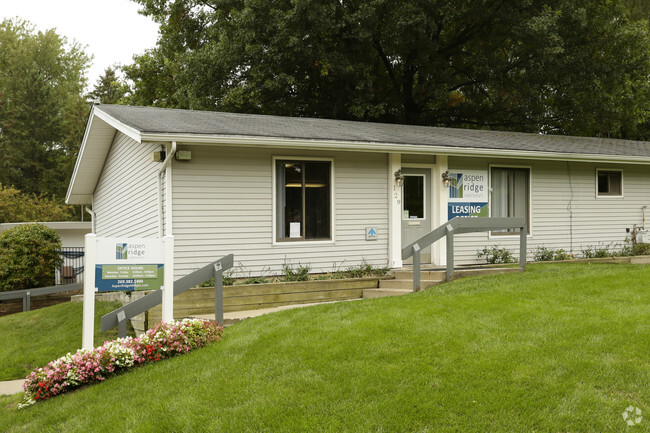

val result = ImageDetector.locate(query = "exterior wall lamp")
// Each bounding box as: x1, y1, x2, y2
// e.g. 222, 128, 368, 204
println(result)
441, 170, 451, 188
394, 169, 405, 186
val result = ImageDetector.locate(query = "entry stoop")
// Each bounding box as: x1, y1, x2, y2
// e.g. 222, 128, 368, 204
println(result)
362, 269, 445, 298
362, 266, 523, 299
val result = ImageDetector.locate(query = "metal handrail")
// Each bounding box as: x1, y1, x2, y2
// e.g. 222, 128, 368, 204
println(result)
101, 254, 234, 337
402, 217, 527, 290
0, 283, 83, 312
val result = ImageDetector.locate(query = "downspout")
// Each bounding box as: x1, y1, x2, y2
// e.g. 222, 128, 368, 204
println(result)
84, 206, 96, 234
158, 141, 177, 237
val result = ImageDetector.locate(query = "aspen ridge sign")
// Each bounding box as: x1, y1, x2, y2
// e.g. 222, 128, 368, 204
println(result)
95, 238, 165, 291
447, 170, 489, 219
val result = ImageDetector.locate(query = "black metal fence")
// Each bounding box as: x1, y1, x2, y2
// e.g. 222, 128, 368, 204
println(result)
56, 247, 85, 285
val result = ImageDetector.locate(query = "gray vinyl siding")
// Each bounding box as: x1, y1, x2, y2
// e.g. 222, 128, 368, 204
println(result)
93, 132, 160, 238
449, 157, 650, 264
171, 145, 388, 279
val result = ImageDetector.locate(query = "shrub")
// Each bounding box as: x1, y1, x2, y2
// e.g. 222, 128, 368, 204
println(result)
20, 318, 223, 408
534, 246, 573, 261
582, 246, 614, 259
534, 246, 554, 262
0, 223, 62, 291
477, 246, 517, 264
282, 263, 311, 282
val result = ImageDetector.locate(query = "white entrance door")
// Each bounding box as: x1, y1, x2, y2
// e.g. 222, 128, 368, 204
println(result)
401, 168, 432, 263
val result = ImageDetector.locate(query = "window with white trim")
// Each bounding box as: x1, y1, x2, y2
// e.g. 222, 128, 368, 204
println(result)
276, 160, 331, 241
491, 167, 530, 234
596, 169, 622, 197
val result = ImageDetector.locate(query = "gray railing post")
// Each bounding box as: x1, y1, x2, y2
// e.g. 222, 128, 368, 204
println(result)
117, 310, 127, 339
214, 262, 224, 324
519, 222, 527, 270
412, 243, 421, 292
23, 291, 31, 312
445, 225, 455, 281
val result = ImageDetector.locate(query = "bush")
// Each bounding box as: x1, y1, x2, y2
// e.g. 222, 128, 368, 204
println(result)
477, 246, 517, 264
20, 318, 223, 408
534, 246, 573, 261
282, 263, 311, 282
582, 246, 614, 259
0, 223, 62, 291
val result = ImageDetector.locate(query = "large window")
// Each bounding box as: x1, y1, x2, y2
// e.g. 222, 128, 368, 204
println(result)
491, 167, 530, 234
276, 160, 331, 241
596, 169, 622, 197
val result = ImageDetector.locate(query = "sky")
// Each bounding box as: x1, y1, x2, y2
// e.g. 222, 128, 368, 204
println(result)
1, 0, 160, 89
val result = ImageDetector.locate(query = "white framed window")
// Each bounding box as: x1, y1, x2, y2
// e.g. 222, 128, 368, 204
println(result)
596, 169, 623, 198
490, 165, 531, 235
402, 174, 426, 220
273, 157, 333, 242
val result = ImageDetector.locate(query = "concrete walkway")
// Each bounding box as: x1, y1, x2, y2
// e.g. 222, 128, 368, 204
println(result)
193, 298, 361, 325
0, 379, 24, 396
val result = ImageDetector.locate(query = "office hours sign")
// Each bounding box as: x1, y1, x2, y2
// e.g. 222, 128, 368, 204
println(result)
447, 170, 489, 219
94, 238, 165, 291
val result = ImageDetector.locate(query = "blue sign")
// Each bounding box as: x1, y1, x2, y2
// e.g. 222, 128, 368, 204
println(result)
448, 202, 488, 219
95, 264, 164, 292
366, 227, 378, 240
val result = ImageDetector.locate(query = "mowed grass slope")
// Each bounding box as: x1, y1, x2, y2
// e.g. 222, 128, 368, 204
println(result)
0, 301, 125, 381
1, 263, 648, 432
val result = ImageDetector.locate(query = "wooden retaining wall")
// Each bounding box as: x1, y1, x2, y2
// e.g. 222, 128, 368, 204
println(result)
147, 277, 382, 324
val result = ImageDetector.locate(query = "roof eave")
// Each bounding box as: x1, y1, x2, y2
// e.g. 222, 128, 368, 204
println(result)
140, 132, 650, 165
65, 106, 143, 205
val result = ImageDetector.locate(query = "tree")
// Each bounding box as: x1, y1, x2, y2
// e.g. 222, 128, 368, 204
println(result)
0, 184, 78, 223
125, 0, 650, 140
87, 66, 130, 104
0, 19, 90, 198
0, 223, 62, 291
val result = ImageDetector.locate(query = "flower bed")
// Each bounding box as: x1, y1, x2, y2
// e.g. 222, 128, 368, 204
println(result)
19, 318, 223, 408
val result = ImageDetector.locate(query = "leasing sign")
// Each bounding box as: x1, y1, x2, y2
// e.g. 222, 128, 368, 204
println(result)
94, 238, 165, 291
448, 170, 489, 219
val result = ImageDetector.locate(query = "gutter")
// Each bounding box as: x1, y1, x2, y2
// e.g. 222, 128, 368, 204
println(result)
158, 141, 177, 237
84, 206, 96, 234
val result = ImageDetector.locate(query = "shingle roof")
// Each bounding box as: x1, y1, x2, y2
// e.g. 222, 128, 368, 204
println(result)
97, 104, 650, 158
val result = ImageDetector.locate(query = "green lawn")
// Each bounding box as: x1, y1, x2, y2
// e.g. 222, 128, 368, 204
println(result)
0, 301, 126, 381
1, 263, 648, 432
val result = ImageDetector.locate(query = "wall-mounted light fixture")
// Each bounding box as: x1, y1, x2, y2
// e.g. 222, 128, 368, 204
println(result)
394, 169, 405, 186
441, 170, 451, 188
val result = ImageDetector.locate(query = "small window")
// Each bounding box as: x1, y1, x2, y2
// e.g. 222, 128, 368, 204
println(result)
491, 167, 530, 234
597, 170, 622, 197
276, 160, 331, 241
402, 175, 425, 219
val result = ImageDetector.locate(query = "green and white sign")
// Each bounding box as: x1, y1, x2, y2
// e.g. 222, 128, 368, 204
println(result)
95, 238, 165, 292
447, 170, 489, 219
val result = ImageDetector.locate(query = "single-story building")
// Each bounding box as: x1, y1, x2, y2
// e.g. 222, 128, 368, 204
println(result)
66, 104, 650, 279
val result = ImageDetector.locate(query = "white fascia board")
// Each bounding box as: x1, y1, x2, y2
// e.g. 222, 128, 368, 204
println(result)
93, 108, 142, 143
66, 108, 98, 204
66, 107, 144, 205
140, 132, 650, 165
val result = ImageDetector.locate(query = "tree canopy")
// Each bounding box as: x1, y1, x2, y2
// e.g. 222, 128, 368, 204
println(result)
125, 0, 650, 140
87, 66, 130, 105
0, 19, 90, 198
0, 184, 78, 224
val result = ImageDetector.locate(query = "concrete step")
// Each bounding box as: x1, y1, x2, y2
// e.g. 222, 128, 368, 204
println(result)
362, 288, 412, 299
378, 279, 443, 290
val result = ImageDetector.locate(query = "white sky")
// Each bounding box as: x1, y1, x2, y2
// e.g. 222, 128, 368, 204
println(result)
1, 0, 160, 89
